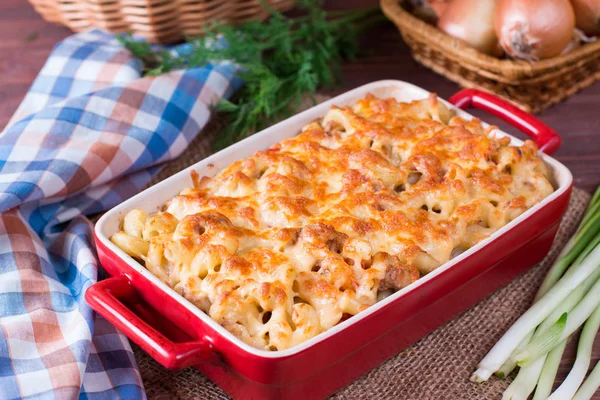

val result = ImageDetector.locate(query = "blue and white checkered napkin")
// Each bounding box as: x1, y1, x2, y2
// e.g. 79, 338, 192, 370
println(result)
0, 30, 241, 399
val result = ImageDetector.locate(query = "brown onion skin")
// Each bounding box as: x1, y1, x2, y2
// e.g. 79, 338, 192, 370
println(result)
571, 0, 600, 35
495, 0, 575, 60
438, 0, 503, 56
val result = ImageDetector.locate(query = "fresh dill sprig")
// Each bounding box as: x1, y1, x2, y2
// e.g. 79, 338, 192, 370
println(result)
117, 0, 383, 149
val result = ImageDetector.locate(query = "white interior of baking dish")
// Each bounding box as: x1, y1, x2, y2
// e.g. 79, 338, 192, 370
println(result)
95, 80, 573, 359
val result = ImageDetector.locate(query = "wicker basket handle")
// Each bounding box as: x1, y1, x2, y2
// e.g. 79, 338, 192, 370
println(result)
449, 89, 562, 155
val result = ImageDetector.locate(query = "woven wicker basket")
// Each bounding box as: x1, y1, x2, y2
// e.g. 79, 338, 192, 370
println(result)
29, 0, 296, 44
381, 0, 600, 113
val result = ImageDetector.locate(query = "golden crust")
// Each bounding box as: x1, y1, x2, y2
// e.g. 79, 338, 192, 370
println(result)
111, 93, 554, 351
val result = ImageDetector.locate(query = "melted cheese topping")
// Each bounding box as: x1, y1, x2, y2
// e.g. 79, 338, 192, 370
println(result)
111, 93, 554, 351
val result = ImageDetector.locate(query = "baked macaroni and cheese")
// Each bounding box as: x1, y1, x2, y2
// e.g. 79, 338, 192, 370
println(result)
111, 93, 554, 351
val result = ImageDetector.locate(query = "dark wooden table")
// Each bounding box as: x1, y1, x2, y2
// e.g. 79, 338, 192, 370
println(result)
1, 0, 599, 397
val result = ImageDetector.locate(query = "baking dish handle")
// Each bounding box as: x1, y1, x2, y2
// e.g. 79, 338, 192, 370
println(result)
85, 275, 219, 370
448, 88, 561, 155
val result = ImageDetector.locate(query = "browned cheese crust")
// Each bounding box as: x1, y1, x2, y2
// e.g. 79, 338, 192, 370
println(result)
111, 93, 554, 350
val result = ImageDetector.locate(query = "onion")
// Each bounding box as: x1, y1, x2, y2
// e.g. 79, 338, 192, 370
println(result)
560, 31, 583, 55
495, 0, 575, 61
406, 0, 451, 24
571, 0, 600, 35
428, 0, 449, 18
437, 0, 503, 56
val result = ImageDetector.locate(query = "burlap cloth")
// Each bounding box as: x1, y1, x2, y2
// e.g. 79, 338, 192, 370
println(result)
131, 98, 591, 400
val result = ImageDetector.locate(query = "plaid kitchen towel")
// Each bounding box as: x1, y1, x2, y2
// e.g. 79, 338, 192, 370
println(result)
0, 30, 241, 399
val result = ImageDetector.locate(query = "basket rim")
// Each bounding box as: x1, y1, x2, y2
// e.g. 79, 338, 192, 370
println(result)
27, 0, 296, 44
381, 0, 600, 82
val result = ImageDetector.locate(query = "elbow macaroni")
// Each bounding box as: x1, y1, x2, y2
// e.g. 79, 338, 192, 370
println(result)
111, 93, 554, 351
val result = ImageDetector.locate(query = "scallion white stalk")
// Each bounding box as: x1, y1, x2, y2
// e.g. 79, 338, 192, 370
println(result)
501, 355, 546, 400
513, 313, 567, 366
501, 272, 595, 388
515, 256, 600, 365
532, 339, 568, 400
572, 358, 600, 400
495, 249, 575, 378
495, 281, 577, 378
471, 244, 600, 382
540, 267, 600, 334
547, 305, 600, 400
495, 337, 531, 379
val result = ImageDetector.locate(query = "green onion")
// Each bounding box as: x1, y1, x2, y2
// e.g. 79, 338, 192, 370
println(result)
514, 242, 600, 365
499, 267, 598, 391
547, 305, 600, 399
471, 244, 600, 382
573, 358, 600, 400
533, 339, 568, 400
472, 187, 600, 383
493, 187, 600, 379
474, 187, 600, 399
495, 341, 527, 378
501, 356, 546, 400
504, 270, 594, 376
513, 313, 567, 367
537, 191, 600, 296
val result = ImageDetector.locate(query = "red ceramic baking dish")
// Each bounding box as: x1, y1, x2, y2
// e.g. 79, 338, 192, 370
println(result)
86, 80, 573, 400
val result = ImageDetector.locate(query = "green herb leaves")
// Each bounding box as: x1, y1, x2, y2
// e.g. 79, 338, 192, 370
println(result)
117, 0, 382, 149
